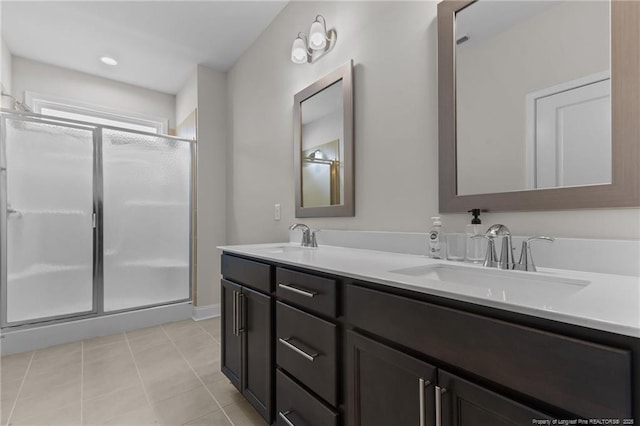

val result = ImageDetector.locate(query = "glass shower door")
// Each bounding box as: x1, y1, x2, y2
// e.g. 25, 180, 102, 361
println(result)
102, 129, 191, 312
1, 117, 96, 325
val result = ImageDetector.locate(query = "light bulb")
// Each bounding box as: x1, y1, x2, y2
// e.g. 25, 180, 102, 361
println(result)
291, 37, 308, 64
100, 56, 118, 66
308, 20, 327, 50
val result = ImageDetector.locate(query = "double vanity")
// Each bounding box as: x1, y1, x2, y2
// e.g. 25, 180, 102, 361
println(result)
219, 242, 639, 425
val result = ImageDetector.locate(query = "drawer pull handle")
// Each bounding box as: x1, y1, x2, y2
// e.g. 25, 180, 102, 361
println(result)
278, 283, 317, 298
278, 411, 296, 426
435, 385, 446, 426
278, 337, 318, 362
419, 378, 431, 426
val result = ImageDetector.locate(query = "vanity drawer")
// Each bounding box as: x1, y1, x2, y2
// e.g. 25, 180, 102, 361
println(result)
221, 254, 272, 293
345, 284, 632, 418
276, 369, 338, 426
276, 267, 337, 317
276, 302, 337, 406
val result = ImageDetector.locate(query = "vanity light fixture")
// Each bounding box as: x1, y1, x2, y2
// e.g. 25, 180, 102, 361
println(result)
99, 56, 118, 66
291, 15, 337, 64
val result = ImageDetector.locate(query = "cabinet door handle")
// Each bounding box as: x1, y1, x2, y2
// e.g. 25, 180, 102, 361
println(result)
278, 337, 318, 362
278, 283, 317, 298
278, 410, 296, 426
232, 291, 238, 336
237, 293, 245, 334
435, 385, 446, 426
419, 378, 431, 426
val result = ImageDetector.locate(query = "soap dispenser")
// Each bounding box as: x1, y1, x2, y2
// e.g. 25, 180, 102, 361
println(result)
428, 217, 444, 259
465, 209, 486, 263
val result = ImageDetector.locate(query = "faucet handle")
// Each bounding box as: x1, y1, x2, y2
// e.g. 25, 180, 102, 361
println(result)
309, 230, 319, 248
472, 234, 498, 268
515, 236, 554, 272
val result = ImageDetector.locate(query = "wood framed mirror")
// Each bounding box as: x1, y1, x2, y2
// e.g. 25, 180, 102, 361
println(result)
438, 0, 639, 212
294, 60, 354, 218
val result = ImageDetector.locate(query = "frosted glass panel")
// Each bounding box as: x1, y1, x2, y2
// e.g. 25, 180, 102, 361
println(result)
4, 118, 94, 323
102, 129, 190, 311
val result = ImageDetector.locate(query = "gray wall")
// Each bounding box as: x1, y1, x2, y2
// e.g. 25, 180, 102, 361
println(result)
227, 0, 639, 242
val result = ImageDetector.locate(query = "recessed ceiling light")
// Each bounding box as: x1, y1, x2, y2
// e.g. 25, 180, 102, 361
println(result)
100, 56, 118, 66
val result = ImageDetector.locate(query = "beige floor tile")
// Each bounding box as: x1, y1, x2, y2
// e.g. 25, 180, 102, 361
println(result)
11, 381, 81, 423
198, 370, 228, 389
171, 329, 214, 352
152, 385, 218, 426
223, 400, 269, 426
27, 350, 81, 378
0, 351, 33, 383
82, 332, 126, 352
83, 340, 132, 366
82, 384, 148, 425
19, 369, 80, 401
1, 380, 21, 426
163, 321, 205, 340
86, 404, 158, 426
142, 368, 203, 403
125, 325, 165, 342
183, 409, 232, 426
9, 401, 81, 426
207, 379, 246, 407
127, 331, 171, 354
197, 318, 221, 341
32, 341, 81, 361
82, 360, 140, 400
132, 342, 183, 367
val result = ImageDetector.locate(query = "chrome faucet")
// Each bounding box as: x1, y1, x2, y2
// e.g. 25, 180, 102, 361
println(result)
486, 224, 515, 270
472, 234, 498, 268
514, 236, 555, 272
289, 223, 318, 248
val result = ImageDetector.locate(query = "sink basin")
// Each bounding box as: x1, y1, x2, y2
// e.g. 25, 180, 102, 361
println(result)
253, 244, 311, 254
389, 264, 590, 307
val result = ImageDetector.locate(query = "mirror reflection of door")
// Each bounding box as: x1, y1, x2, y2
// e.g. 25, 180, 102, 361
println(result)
527, 74, 611, 189
302, 140, 340, 207
300, 80, 344, 208
455, 0, 611, 196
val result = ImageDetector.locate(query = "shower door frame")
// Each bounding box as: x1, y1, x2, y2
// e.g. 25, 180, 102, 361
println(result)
0, 109, 195, 330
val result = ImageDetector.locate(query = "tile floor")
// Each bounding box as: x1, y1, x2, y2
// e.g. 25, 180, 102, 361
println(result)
0, 318, 268, 426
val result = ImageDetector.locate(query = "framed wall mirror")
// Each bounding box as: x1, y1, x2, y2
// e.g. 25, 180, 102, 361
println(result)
438, 0, 639, 212
294, 60, 354, 217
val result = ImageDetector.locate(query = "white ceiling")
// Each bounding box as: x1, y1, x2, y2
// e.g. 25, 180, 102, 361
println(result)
1, 1, 288, 94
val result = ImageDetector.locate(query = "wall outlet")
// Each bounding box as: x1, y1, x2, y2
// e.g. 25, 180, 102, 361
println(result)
274, 204, 281, 221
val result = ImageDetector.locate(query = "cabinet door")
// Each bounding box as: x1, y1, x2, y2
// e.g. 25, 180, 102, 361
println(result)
346, 331, 437, 426
439, 371, 553, 426
221, 279, 242, 390
242, 286, 273, 423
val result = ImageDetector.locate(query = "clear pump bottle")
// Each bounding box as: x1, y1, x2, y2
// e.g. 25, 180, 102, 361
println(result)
465, 209, 486, 263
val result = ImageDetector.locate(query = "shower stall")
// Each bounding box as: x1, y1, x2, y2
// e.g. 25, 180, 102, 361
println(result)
0, 110, 194, 330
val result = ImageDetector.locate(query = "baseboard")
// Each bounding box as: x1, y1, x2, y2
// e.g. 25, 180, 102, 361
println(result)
0, 302, 193, 356
192, 304, 221, 321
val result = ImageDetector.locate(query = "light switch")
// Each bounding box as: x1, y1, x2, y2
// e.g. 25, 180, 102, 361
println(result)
274, 204, 281, 220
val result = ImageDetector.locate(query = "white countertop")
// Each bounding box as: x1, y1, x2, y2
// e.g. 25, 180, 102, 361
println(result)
218, 242, 640, 338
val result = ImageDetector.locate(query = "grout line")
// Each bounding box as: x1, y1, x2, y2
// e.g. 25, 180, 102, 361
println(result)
161, 324, 236, 426
195, 321, 221, 345
5, 351, 35, 425
123, 332, 157, 424
80, 341, 84, 426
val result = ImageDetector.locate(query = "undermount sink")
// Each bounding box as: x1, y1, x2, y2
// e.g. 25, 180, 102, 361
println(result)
253, 244, 311, 254
389, 264, 590, 307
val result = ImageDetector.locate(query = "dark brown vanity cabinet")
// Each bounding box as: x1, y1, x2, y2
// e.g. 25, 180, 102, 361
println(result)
221, 255, 273, 423
346, 331, 551, 426
220, 253, 638, 424
274, 267, 340, 425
